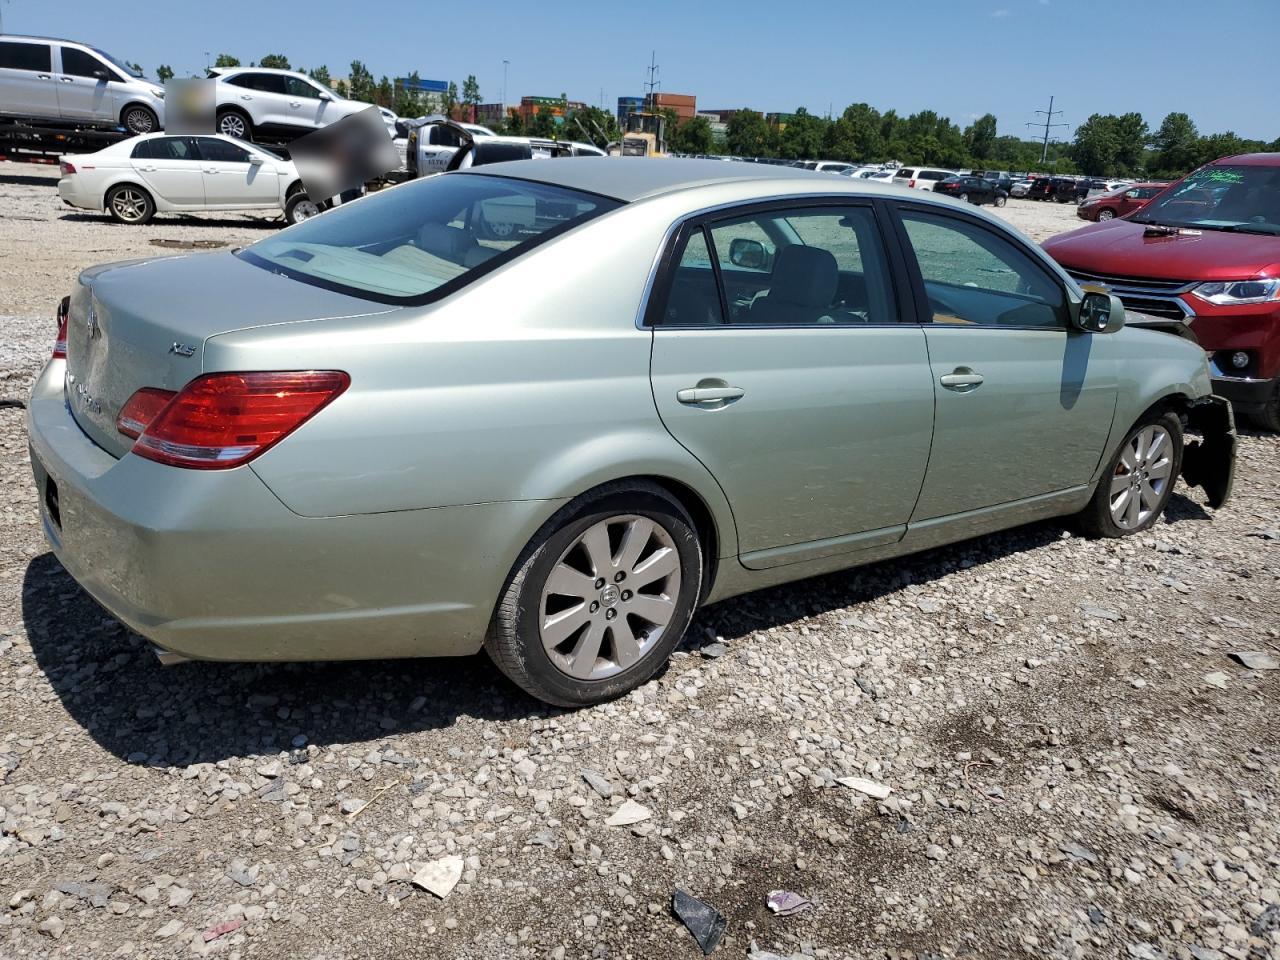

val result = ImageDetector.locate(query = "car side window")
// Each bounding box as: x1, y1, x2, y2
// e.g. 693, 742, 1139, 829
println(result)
132, 138, 198, 161
898, 209, 1066, 328
60, 47, 111, 79
0, 41, 51, 72
658, 228, 725, 326
235, 73, 286, 94
703, 206, 895, 326
430, 125, 463, 147
197, 138, 250, 163
285, 76, 320, 99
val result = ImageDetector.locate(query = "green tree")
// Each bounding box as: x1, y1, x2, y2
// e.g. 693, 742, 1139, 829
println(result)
1071, 112, 1148, 176
333, 78, 349, 98
461, 74, 481, 109
441, 81, 459, 119
726, 109, 772, 157
502, 110, 525, 136
347, 61, 376, 104
375, 77, 394, 109
964, 113, 998, 163
824, 102, 883, 162
672, 115, 714, 154
156, 64, 174, 83
529, 106, 557, 138
259, 54, 291, 70
777, 108, 828, 160
393, 73, 425, 118
307, 65, 332, 89
214, 53, 240, 68
566, 105, 619, 148
1150, 112, 1199, 177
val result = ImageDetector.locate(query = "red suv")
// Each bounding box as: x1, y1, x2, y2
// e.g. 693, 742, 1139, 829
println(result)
1076, 182, 1165, 222
1043, 154, 1280, 430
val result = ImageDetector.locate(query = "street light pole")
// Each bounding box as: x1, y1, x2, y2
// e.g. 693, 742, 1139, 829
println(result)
502, 59, 509, 113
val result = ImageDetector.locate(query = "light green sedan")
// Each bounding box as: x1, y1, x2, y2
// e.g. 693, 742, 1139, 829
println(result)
27, 159, 1237, 707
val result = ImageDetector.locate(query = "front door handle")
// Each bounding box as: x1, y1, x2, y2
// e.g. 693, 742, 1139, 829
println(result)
677, 385, 745, 405
939, 368, 985, 391
289, 101, 301, 108
38, 73, 52, 80
59, 77, 75, 83
240, 94, 253, 101
203, 167, 218, 174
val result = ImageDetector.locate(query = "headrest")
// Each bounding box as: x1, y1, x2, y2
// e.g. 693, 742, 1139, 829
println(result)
769, 245, 838, 308
417, 223, 475, 261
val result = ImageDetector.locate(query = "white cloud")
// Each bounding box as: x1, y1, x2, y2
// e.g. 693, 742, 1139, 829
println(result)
991, 7, 1011, 17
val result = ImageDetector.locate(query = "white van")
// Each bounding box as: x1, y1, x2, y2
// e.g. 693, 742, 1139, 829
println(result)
0, 35, 166, 133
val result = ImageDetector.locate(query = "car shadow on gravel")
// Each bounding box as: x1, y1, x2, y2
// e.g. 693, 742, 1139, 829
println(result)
22, 553, 553, 767
57, 212, 282, 230
0, 173, 58, 187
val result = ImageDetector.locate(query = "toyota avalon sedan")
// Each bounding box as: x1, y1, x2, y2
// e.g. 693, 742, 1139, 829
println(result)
28, 159, 1236, 707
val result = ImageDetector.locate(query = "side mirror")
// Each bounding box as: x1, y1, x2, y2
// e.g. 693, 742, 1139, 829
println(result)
1075, 291, 1125, 334
318, 92, 333, 102
728, 237, 766, 270
92, 69, 109, 81
248, 154, 263, 165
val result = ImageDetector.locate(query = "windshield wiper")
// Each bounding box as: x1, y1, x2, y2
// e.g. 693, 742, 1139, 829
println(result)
1214, 223, 1280, 236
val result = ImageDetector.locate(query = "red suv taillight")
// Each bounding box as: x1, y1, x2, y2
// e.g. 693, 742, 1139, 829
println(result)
120, 370, 349, 470
59, 160, 77, 176
909, 179, 917, 188
53, 296, 69, 359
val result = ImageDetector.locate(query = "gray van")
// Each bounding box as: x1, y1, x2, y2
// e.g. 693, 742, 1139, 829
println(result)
0, 35, 165, 133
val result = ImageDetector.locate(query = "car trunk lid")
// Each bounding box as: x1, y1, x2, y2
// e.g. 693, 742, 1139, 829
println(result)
64, 251, 392, 458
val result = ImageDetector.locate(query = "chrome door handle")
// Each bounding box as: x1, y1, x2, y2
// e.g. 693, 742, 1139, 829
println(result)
140, 165, 157, 171
59, 77, 74, 83
240, 94, 252, 101
38, 73, 52, 80
289, 101, 301, 107
677, 385, 745, 405
939, 369, 984, 391
203, 167, 218, 174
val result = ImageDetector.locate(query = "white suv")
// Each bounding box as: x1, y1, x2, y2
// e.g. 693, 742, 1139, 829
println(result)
209, 67, 376, 142
892, 166, 955, 191
0, 35, 165, 133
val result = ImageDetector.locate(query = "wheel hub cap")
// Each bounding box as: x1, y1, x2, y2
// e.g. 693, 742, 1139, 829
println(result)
1109, 425, 1173, 530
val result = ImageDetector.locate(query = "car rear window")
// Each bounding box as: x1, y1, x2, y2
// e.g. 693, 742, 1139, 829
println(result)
896, 169, 916, 178
239, 173, 621, 304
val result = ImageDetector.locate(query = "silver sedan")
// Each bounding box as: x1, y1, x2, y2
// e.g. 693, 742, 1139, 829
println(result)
27, 159, 1235, 706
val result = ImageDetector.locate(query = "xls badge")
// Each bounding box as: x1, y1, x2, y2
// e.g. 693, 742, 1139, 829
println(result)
73, 381, 102, 415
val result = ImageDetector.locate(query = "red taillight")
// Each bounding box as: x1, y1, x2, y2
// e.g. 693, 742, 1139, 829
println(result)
127, 371, 349, 470
59, 160, 77, 176
909, 179, 916, 188
53, 296, 69, 359
116, 387, 177, 439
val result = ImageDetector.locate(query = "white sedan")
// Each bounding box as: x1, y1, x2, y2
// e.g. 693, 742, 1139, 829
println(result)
57, 133, 313, 225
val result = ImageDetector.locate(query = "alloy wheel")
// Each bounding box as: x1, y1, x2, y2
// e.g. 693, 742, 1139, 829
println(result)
219, 113, 247, 138
123, 107, 154, 134
538, 515, 681, 681
1098, 209, 1115, 221
1109, 424, 1173, 530
110, 188, 149, 223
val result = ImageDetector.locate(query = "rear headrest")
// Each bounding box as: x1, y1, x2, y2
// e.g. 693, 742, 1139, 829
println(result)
417, 223, 475, 261
769, 245, 838, 308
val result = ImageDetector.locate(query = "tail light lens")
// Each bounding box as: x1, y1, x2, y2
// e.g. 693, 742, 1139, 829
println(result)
116, 387, 176, 439
909, 179, 916, 188
59, 160, 77, 176
53, 296, 70, 359
124, 370, 349, 470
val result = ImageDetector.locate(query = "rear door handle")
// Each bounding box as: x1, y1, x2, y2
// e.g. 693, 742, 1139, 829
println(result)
939, 369, 984, 391
289, 101, 301, 107
59, 77, 74, 83
203, 167, 218, 174
677, 385, 745, 405
240, 94, 253, 101
38, 73, 52, 80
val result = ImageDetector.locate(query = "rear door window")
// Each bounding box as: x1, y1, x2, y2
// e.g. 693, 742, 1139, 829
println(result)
897, 168, 917, 179
0, 41, 51, 71
132, 137, 200, 161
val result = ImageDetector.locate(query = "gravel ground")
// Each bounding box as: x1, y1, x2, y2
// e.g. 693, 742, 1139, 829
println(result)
2, 163, 1278, 960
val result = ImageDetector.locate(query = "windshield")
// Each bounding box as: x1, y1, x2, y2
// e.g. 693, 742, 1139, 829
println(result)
1131, 164, 1280, 234
92, 46, 144, 78
239, 174, 620, 304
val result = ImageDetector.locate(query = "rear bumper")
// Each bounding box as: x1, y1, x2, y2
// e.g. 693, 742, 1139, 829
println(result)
1211, 374, 1275, 409
26, 360, 555, 662
57, 178, 95, 209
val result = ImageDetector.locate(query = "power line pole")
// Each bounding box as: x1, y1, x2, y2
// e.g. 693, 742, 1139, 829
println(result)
644, 51, 660, 109
1026, 95, 1068, 164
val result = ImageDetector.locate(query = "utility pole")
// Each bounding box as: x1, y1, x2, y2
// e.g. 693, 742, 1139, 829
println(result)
502, 59, 509, 112
644, 51, 660, 110
1026, 95, 1067, 164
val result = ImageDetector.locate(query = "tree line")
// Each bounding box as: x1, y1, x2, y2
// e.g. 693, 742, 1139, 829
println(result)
155, 56, 1278, 177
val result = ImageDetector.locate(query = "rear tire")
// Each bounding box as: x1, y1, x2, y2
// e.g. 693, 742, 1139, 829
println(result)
105, 184, 155, 224
217, 109, 253, 141
958, 192, 969, 203
121, 104, 158, 136
1077, 411, 1183, 537
994, 193, 1007, 207
485, 481, 703, 708
284, 192, 321, 225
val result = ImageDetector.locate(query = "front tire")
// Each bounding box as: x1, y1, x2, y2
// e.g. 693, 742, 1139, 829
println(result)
121, 104, 158, 135
994, 193, 1007, 207
217, 109, 253, 141
1078, 411, 1183, 537
1098, 209, 1116, 221
485, 482, 703, 708
106, 184, 155, 224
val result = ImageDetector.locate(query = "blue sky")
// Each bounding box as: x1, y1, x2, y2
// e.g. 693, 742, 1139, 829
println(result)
7, 0, 1273, 141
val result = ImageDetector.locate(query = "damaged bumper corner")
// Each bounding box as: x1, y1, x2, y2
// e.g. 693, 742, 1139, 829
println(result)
1181, 395, 1237, 509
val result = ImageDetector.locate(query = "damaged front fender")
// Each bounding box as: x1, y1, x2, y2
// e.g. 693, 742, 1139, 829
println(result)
1180, 395, 1236, 509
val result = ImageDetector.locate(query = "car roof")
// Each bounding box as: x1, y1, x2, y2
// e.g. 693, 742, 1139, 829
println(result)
1, 34, 84, 44
1212, 153, 1280, 167
210, 66, 310, 77
458, 157, 913, 203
